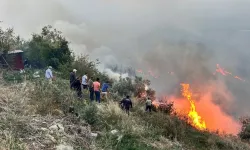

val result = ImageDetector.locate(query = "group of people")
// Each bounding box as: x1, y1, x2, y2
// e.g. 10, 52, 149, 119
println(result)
45, 66, 153, 115
69, 69, 110, 103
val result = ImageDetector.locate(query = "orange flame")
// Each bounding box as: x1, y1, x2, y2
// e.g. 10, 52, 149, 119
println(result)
215, 64, 245, 82
152, 100, 159, 108
181, 83, 206, 130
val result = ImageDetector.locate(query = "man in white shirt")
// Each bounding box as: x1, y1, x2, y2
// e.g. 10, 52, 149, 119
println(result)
45, 66, 53, 84
82, 73, 88, 90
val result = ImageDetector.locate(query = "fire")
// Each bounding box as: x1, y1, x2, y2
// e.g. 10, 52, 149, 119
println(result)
215, 64, 245, 82
152, 100, 159, 108
181, 83, 206, 130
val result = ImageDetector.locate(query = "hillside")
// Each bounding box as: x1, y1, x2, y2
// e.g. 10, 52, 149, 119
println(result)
0, 77, 249, 150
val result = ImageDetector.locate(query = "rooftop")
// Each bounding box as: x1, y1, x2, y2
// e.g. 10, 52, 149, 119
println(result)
8, 50, 23, 54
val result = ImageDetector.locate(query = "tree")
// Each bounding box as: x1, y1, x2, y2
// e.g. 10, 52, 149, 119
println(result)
239, 117, 250, 140
25, 25, 73, 69
0, 27, 23, 54
111, 77, 134, 97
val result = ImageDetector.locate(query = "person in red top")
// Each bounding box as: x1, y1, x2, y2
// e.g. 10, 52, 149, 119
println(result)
93, 78, 101, 103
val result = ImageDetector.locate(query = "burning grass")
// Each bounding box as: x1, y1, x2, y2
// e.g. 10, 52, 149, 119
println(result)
180, 83, 206, 130
171, 82, 241, 135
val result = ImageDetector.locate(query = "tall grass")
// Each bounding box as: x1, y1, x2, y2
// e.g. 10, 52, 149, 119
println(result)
28, 78, 76, 115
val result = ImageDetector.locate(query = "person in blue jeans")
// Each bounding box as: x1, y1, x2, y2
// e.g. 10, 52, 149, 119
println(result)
93, 78, 101, 103
101, 81, 109, 99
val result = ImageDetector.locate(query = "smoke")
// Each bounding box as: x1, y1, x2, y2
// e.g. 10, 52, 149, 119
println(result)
1, 0, 250, 134
103, 68, 129, 81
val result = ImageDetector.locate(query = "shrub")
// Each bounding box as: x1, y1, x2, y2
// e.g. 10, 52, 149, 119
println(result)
78, 103, 99, 126
239, 117, 250, 140
111, 77, 134, 97
28, 78, 76, 115
3, 71, 23, 83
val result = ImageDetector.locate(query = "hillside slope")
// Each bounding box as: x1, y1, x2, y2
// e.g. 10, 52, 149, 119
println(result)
0, 79, 249, 150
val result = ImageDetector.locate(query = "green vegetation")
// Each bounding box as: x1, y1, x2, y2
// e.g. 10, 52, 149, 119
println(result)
24, 25, 74, 69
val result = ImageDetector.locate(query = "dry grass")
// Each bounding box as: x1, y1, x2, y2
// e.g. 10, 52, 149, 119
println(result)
97, 101, 147, 136
95, 101, 182, 150
0, 81, 94, 150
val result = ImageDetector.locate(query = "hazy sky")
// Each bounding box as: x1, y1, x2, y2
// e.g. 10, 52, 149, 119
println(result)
1, 0, 250, 65
1, 0, 250, 121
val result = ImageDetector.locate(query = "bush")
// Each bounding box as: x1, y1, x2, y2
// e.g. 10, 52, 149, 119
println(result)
78, 103, 99, 126
155, 102, 175, 115
239, 117, 250, 140
111, 77, 134, 97
29, 78, 76, 115
111, 76, 156, 99
3, 71, 23, 83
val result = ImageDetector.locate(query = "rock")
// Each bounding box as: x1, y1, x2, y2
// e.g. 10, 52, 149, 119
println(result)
40, 128, 49, 132
111, 129, 118, 135
56, 144, 74, 150
117, 135, 123, 141
41, 122, 48, 128
46, 134, 56, 143
77, 128, 81, 134
0, 107, 5, 113
49, 123, 65, 134
33, 71, 40, 78
90, 132, 98, 138
44, 139, 54, 146
52, 109, 64, 116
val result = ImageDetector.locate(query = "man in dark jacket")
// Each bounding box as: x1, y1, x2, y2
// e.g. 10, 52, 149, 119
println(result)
73, 76, 82, 98
120, 95, 133, 115
70, 69, 77, 89
88, 76, 94, 102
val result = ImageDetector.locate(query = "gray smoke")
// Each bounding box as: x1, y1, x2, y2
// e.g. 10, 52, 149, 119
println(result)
1, 0, 250, 123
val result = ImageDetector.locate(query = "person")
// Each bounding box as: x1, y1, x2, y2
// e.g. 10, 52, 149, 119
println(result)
24, 58, 28, 68
70, 69, 77, 89
74, 76, 82, 98
45, 66, 53, 84
120, 96, 133, 115
145, 97, 152, 112
93, 78, 101, 103
88, 76, 94, 101
82, 73, 88, 90
101, 81, 109, 99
